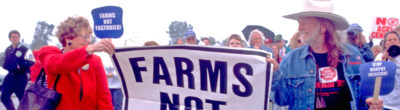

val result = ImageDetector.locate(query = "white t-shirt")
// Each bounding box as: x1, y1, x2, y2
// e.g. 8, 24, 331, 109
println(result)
377, 53, 400, 109
96, 52, 121, 89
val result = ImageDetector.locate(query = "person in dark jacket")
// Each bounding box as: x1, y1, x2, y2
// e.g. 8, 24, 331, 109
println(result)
346, 23, 375, 62
1, 30, 33, 110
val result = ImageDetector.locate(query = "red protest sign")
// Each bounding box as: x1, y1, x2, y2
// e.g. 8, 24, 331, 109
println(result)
371, 17, 399, 39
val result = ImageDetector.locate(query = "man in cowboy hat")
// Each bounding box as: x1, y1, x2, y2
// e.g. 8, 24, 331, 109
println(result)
266, 0, 383, 110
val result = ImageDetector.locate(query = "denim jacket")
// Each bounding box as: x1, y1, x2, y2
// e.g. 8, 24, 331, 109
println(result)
271, 44, 368, 110
351, 43, 374, 62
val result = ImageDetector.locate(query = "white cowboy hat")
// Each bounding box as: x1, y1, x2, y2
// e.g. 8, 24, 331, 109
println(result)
283, 0, 349, 30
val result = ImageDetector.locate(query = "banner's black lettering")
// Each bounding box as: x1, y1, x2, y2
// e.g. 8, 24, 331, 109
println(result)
232, 63, 253, 97
174, 57, 195, 89
184, 96, 203, 110
205, 99, 227, 110
153, 57, 173, 85
199, 60, 227, 94
129, 57, 147, 82
160, 92, 179, 110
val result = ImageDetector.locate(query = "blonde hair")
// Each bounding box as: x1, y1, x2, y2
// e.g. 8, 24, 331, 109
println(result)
371, 45, 383, 53
56, 16, 92, 47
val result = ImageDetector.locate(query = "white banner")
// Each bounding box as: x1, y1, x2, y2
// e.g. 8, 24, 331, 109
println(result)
371, 16, 399, 39
112, 45, 272, 110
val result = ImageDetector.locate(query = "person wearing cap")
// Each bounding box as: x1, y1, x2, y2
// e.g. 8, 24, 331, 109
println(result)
274, 34, 291, 63
184, 30, 198, 45
346, 23, 374, 62
275, 34, 291, 54
263, 37, 274, 48
266, 0, 383, 110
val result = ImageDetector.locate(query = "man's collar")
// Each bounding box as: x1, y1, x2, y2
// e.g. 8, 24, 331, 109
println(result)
342, 44, 355, 56
300, 45, 311, 58
10, 42, 21, 49
16, 42, 22, 48
299, 44, 354, 58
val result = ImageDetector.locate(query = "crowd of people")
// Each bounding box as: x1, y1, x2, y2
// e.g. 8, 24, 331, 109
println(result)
139, 0, 400, 110
1, 0, 400, 110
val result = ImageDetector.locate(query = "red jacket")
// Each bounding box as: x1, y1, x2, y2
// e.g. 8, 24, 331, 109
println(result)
30, 50, 42, 82
33, 46, 113, 110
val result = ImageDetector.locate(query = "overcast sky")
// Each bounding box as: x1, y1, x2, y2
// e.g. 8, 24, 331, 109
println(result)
0, 0, 398, 50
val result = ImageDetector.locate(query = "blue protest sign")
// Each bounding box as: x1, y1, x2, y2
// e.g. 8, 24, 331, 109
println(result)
91, 6, 123, 38
360, 61, 396, 96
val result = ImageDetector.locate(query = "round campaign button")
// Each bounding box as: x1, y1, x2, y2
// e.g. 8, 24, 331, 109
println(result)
319, 67, 338, 83
15, 50, 22, 57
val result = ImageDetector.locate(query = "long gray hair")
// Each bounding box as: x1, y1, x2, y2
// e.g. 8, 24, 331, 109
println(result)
317, 17, 346, 68
249, 29, 265, 46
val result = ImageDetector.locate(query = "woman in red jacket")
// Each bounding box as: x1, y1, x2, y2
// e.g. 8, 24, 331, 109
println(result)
32, 16, 115, 110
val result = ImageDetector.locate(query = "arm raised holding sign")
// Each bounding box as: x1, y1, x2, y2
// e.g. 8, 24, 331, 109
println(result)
86, 39, 115, 55
367, 30, 400, 110
32, 16, 114, 110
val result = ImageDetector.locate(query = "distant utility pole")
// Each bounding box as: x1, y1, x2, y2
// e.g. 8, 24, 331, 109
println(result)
124, 38, 134, 46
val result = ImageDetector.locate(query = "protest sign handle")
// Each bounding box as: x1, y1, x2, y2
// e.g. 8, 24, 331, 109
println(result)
373, 77, 382, 100
372, 58, 383, 101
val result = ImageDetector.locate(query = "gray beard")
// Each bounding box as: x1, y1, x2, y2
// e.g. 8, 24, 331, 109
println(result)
303, 31, 322, 47
302, 24, 326, 49
309, 34, 324, 48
